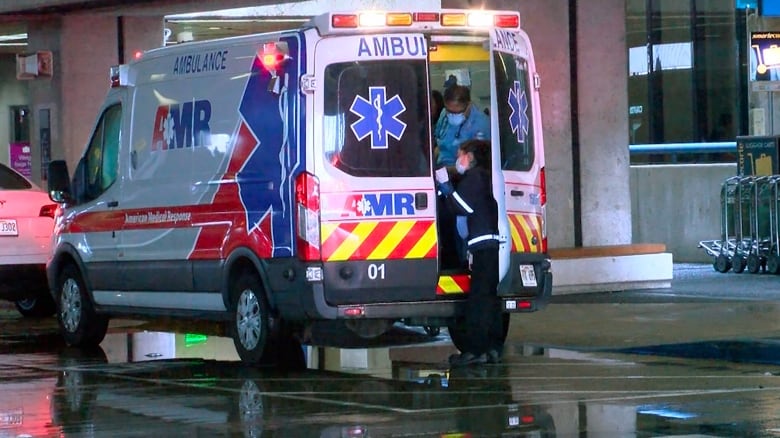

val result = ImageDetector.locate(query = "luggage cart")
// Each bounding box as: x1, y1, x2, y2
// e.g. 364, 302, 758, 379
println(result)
730, 176, 759, 273
766, 175, 780, 274
699, 175, 742, 273
745, 175, 772, 273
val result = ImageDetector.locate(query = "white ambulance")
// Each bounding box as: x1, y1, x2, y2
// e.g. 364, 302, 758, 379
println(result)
47, 9, 552, 366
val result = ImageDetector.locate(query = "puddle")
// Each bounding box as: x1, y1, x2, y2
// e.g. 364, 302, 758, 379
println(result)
613, 338, 780, 366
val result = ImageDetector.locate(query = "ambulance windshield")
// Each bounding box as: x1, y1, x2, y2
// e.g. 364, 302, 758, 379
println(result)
322, 60, 430, 177
494, 52, 535, 172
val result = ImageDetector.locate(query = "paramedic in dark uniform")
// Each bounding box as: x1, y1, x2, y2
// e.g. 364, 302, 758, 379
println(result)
436, 139, 503, 367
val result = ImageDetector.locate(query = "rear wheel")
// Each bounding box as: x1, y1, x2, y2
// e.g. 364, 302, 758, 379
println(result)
56, 264, 108, 347
229, 271, 304, 369
15, 293, 56, 318
230, 271, 272, 366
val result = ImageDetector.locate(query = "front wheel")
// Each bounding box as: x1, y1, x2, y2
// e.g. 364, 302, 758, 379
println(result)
56, 264, 108, 347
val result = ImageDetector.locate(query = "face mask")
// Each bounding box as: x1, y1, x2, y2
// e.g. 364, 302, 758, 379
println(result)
446, 112, 466, 126
455, 160, 468, 175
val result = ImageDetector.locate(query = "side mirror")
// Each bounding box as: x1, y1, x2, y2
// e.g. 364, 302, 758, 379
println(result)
47, 160, 72, 203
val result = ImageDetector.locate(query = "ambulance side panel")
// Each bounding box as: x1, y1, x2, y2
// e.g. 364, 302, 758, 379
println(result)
84, 33, 306, 312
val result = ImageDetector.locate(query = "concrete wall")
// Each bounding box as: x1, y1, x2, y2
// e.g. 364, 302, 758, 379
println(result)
631, 163, 737, 263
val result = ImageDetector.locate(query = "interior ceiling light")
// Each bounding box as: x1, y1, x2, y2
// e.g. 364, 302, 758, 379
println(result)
0, 33, 27, 42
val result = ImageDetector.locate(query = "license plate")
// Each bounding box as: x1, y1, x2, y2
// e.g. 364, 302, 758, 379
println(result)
519, 264, 537, 287
0, 219, 17, 236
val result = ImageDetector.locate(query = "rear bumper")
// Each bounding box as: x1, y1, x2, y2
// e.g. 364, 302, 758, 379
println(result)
0, 264, 48, 300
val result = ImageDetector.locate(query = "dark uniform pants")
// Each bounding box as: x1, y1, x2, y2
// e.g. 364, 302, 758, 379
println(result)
463, 246, 503, 355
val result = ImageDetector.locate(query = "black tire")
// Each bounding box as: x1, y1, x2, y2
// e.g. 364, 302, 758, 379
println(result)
747, 254, 762, 274
714, 254, 732, 273
768, 255, 780, 274
15, 292, 56, 318
56, 264, 108, 347
731, 255, 746, 273
230, 271, 273, 366
448, 313, 509, 353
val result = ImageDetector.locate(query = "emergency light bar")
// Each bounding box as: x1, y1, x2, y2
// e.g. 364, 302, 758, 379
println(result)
312, 9, 521, 34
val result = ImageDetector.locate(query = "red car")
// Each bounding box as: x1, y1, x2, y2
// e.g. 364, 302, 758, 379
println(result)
0, 162, 57, 317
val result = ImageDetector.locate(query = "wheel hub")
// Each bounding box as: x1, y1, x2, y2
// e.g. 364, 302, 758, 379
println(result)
236, 289, 262, 350
60, 278, 82, 332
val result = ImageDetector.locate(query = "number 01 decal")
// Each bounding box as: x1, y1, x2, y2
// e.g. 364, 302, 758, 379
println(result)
368, 263, 386, 280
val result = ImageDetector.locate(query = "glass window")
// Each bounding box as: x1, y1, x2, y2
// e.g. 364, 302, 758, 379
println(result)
84, 104, 121, 200
627, 0, 738, 164
323, 60, 430, 177
494, 52, 534, 171
0, 163, 31, 189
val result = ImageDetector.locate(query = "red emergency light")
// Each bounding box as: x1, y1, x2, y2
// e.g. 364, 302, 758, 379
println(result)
413, 12, 439, 22
332, 14, 359, 28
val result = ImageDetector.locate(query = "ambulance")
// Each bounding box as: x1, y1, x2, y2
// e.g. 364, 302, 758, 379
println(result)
46, 9, 552, 366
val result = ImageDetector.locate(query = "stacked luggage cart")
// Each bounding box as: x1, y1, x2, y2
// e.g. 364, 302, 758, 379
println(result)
698, 174, 780, 273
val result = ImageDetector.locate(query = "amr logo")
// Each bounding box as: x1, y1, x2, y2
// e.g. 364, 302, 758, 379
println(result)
152, 99, 212, 151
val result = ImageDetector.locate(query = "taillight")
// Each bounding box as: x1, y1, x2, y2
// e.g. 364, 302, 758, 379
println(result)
540, 167, 547, 253
295, 171, 321, 261
39, 204, 58, 219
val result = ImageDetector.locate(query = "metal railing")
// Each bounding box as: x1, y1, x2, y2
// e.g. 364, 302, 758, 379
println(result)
629, 142, 737, 163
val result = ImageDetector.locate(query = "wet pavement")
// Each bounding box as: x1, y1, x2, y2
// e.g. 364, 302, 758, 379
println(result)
4, 263, 780, 436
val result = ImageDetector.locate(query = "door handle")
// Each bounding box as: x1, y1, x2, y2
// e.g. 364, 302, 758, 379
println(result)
510, 190, 525, 197
107, 200, 119, 207
415, 192, 428, 210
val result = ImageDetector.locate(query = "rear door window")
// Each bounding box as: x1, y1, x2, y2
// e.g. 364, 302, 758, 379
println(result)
494, 52, 534, 172
323, 60, 430, 177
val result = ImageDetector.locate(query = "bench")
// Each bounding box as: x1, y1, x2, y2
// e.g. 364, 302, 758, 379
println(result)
547, 243, 672, 294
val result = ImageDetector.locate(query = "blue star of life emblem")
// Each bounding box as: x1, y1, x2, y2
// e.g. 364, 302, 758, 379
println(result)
349, 86, 407, 149
508, 80, 530, 143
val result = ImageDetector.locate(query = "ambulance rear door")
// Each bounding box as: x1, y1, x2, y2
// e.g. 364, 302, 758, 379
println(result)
489, 28, 547, 295
312, 33, 438, 306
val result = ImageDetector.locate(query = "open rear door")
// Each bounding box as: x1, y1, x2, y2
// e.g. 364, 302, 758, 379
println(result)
489, 28, 549, 299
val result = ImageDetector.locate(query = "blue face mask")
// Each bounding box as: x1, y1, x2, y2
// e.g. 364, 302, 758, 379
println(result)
446, 112, 466, 126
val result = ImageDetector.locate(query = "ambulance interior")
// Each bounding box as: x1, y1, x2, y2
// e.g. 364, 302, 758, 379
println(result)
429, 40, 492, 271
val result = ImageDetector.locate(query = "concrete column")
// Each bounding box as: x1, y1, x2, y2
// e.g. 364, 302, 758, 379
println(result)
576, 0, 632, 245
25, 14, 162, 179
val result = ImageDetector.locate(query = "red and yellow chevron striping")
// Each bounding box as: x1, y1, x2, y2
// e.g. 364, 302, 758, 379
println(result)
320, 219, 437, 262
436, 274, 471, 295
508, 213, 542, 253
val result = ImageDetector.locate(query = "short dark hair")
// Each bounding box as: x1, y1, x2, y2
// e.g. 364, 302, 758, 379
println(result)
459, 139, 491, 168
443, 85, 470, 105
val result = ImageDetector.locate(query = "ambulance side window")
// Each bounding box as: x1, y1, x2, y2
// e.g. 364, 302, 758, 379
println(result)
494, 53, 534, 171
83, 104, 121, 201
323, 60, 430, 177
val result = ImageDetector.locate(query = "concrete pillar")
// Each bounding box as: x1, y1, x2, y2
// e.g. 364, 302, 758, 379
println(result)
576, 0, 632, 245
25, 14, 162, 180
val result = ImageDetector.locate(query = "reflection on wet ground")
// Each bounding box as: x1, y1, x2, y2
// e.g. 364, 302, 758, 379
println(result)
6, 264, 780, 436
3, 327, 780, 436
